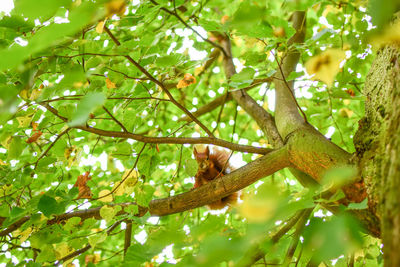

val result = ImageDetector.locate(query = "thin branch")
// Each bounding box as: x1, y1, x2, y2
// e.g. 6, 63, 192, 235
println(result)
102, 106, 128, 132
34, 127, 71, 169
124, 221, 133, 255
41, 103, 270, 154
103, 25, 214, 137
149, 0, 228, 57
90, 143, 146, 201
56, 220, 124, 264
283, 208, 313, 267
238, 208, 312, 267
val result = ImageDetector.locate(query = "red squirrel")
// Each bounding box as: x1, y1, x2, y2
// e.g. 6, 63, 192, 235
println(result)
193, 146, 239, 210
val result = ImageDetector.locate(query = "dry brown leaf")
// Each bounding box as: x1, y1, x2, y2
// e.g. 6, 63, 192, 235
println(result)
177, 73, 196, 89
221, 15, 230, 24
74, 171, 92, 199
26, 130, 42, 144
273, 26, 286, 37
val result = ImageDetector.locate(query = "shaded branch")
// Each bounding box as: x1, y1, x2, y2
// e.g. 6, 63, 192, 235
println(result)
238, 208, 313, 267
124, 221, 133, 255
283, 208, 313, 267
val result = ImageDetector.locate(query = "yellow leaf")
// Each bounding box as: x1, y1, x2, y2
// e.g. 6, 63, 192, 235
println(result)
54, 242, 74, 260
194, 66, 204, 76
99, 205, 117, 222
96, 20, 105, 34
239, 196, 277, 223
371, 21, 400, 48
16, 116, 32, 128
112, 181, 125, 196
98, 189, 113, 202
0, 159, 7, 166
106, 77, 116, 89
19, 89, 28, 99
29, 88, 42, 100
106, 0, 126, 17
305, 48, 346, 86
339, 108, 353, 118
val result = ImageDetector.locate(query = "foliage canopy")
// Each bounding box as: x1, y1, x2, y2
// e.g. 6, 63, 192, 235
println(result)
0, 0, 393, 266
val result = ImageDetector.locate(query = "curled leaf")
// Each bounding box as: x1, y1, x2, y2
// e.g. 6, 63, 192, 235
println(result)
74, 172, 92, 199
26, 130, 42, 144
106, 77, 116, 89
177, 73, 196, 89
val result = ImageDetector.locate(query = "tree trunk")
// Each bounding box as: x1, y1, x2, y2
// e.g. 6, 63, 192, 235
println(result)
355, 45, 400, 266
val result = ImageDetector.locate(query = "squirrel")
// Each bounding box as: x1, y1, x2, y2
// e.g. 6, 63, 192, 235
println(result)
193, 146, 239, 210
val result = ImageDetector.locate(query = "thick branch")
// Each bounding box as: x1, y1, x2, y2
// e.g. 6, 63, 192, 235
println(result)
220, 37, 283, 147
178, 78, 272, 122
273, 11, 308, 138
0, 146, 289, 236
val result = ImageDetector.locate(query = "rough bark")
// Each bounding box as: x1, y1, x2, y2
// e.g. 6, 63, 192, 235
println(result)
354, 44, 400, 266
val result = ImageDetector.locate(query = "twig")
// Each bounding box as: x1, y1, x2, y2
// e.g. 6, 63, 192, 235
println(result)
34, 128, 71, 169
102, 106, 128, 132
149, 0, 228, 57
42, 102, 271, 154
103, 25, 214, 137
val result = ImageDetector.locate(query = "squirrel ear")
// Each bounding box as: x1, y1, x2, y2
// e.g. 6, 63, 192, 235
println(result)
193, 147, 198, 156
205, 146, 210, 155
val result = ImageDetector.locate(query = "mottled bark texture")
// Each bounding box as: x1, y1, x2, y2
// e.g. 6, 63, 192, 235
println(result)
354, 45, 400, 266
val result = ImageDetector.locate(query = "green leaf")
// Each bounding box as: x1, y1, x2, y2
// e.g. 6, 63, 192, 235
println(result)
155, 54, 184, 67
0, 2, 102, 71
99, 205, 118, 222
38, 195, 60, 217
347, 198, 368, 210
184, 158, 197, 177
69, 92, 106, 127
13, 0, 72, 20
135, 184, 155, 207
125, 244, 158, 265
88, 232, 107, 248
8, 136, 23, 160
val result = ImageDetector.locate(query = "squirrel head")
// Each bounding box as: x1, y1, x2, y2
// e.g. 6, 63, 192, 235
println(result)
193, 146, 213, 172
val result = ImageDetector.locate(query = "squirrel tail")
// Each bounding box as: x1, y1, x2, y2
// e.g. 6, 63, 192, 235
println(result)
207, 191, 239, 210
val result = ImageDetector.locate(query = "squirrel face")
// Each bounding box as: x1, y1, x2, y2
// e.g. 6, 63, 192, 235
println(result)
194, 146, 212, 173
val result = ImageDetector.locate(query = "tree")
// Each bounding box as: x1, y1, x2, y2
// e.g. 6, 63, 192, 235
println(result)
0, 0, 398, 266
